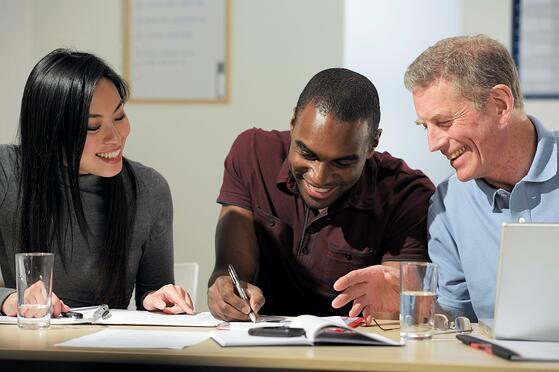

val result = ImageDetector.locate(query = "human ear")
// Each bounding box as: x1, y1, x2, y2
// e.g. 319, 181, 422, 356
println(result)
489, 84, 514, 126
290, 108, 297, 132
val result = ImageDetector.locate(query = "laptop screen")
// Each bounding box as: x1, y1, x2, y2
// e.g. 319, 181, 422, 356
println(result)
493, 223, 559, 341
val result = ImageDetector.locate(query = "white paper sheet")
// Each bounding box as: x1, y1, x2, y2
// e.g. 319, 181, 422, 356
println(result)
0, 308, 222, 327
224, 316, 344, 331
210, 329, 311, 346
56, 328, 209, 349
478, 336, 559, 361
98, 309, 222, 327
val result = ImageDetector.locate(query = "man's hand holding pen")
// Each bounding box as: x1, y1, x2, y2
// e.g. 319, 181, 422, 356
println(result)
207, 268, 264, 322
228, 264, 258, 323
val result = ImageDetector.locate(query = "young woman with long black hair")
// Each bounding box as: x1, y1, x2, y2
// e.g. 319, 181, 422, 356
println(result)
0, 49, 193, 316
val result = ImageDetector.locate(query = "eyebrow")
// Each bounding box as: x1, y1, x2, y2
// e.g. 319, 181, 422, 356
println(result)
295, 140, 360, 162
415, 111, 452, 126
88, 101, 124, 118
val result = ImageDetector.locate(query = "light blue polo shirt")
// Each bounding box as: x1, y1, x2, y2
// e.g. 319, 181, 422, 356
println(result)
428, 116, 559, 321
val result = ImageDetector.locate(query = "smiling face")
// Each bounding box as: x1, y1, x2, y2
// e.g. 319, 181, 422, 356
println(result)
79, 78, 130, 177
412, 79, 501, 183
288, 102, 376, 210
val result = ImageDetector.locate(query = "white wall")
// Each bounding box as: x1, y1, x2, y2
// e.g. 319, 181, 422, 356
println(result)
344, 0, 462, 185
0, 0, 343, 310
0, 0, 33, 144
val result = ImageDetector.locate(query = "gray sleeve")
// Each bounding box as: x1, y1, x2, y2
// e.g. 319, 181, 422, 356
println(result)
0, 288, 16, 315
0, 145, 16, 314
0, 144, 13, 209
134, 170, 174, 309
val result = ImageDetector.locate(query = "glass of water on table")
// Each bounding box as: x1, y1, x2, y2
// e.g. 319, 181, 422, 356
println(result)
15, 252, 54, 329
400, 262, 437, 340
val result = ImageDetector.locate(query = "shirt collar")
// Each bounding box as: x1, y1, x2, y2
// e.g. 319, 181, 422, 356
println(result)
522, 115, 557, 183
276, 158, 297, 195
475, 178, 505, 212
275, 156, 377, 211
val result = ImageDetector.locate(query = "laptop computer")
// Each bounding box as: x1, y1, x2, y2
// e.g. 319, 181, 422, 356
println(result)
480, 223, 559, 341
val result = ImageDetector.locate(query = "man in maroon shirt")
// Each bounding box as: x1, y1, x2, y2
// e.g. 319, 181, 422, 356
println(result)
208, 68, 434, 321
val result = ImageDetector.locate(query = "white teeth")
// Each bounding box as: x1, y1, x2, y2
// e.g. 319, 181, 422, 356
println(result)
307, 182, 332, 193
96, 149, 121, 159
448, 145, 468, 161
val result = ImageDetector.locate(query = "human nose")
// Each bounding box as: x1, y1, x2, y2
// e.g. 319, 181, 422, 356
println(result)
102, 123, 121, 144
308, 162, 330, 185
427, 124, 447, 153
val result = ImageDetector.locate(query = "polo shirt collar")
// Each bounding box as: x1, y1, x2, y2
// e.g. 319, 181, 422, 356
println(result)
276, 158, 298, 195
275, 157, 377, 211
522, 115, 557, 183
475, 178, 503, 211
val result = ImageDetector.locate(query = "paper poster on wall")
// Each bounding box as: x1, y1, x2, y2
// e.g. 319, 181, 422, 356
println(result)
123, 0, 229, 103
512, 0, 559, 99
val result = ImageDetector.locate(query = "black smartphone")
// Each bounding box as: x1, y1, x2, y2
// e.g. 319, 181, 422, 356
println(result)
248, 326, 306, 337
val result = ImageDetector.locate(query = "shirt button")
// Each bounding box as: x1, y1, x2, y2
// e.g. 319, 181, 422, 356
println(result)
268, 219, 276, 227
518, 217, 526, 223
344, 254, 352, 261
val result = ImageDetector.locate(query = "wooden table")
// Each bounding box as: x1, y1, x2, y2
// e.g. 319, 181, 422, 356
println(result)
0, 322, 557, 372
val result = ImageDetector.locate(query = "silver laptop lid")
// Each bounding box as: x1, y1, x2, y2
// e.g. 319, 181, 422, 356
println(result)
493, 223, 559, 341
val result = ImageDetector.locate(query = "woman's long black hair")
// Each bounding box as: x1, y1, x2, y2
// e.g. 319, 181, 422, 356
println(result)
17, 48, 137, 307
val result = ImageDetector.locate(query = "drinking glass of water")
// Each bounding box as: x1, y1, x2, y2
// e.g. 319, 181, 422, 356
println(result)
15, 252, 54, 329
400, 262, 437, 340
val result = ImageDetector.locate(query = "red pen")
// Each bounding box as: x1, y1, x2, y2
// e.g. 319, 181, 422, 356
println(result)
470, 342, 493, 354
457, 334, 520, 360
347, 317, 364, 328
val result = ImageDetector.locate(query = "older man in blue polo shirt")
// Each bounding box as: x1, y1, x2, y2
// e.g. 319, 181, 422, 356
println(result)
404, 35, 559, 321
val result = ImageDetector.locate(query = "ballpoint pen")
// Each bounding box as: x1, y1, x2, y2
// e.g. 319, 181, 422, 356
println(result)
227, 264, 257, 323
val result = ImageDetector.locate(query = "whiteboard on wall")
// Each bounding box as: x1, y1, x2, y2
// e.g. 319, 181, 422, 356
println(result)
512, 0, 559, 99
123, 0, 229, 103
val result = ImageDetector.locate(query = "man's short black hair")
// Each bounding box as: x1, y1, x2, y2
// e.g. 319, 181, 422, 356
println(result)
294, 68, 381, 136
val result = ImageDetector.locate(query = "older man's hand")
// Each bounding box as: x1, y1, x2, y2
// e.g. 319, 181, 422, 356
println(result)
331, 264, 400, 324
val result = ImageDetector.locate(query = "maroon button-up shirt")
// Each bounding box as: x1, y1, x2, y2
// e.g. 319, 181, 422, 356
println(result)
217, 128, 435, 316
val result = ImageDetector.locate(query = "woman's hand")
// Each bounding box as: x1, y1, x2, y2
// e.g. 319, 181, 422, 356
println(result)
143, 284, 194, 314
1, 284, 70, 317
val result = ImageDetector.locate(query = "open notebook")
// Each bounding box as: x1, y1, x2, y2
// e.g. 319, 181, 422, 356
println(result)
210, 315, 402, 346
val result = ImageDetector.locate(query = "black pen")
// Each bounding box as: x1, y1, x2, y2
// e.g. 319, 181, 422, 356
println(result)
456, 334, 520, 360
228, 264, 257, 323
61, 310, 83, 319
